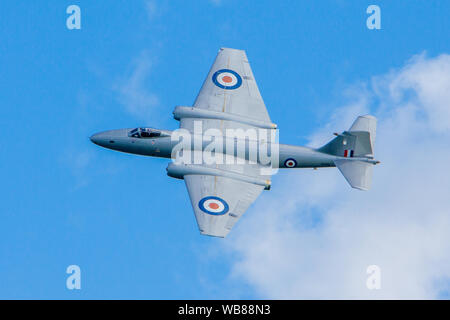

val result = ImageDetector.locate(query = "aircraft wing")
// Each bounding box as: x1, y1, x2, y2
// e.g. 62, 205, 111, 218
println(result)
183, 162, 268, 238
174, 48, 275, 237
180, 47, 274, 132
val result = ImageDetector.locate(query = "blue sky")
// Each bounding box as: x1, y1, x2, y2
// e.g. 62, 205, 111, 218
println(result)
1, 1, 449, 299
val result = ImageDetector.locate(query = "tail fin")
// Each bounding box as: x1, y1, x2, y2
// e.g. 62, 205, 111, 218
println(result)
319, 115, 378, 190
334, 159, 373, 190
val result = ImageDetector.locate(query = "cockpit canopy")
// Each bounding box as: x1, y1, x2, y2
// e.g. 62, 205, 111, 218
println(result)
129, 127, 165, 138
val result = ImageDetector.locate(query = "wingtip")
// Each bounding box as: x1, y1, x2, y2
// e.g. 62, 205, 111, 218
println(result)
352, 186, 370, 191
200, 231, 227, 238
219, 47, 245, 53
361, 114, 377, 121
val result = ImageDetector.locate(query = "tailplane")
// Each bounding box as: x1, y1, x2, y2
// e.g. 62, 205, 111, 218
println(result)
334, 159, 373, 190
318, 115, 378, 190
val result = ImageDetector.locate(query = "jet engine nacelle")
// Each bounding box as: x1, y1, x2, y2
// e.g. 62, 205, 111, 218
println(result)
166, 163, 271, 190
173, 106, 277, 129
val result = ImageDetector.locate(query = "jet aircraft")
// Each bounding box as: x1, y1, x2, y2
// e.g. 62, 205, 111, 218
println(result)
91, 48, 379, 237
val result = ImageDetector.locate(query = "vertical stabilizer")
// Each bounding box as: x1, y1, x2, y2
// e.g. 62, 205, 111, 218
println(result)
348, 115, 377, 157
319, 115, 378, 191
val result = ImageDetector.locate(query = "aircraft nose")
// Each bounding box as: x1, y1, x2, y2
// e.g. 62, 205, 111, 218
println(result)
90, 132, 106, 146
90, 129, 130, 148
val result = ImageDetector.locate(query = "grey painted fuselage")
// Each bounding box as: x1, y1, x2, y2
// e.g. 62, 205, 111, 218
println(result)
90, 128, 339, 169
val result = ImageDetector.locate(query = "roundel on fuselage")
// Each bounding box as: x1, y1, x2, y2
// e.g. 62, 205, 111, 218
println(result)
284, 158, 297, 168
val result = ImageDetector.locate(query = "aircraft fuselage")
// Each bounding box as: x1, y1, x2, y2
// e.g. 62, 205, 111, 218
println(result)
90, 128, 339, 169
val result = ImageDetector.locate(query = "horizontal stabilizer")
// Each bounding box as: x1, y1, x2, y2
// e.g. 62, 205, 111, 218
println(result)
334, 159, 373, 191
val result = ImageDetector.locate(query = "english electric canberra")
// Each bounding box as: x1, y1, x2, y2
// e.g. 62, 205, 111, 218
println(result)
91, 48, 379, 237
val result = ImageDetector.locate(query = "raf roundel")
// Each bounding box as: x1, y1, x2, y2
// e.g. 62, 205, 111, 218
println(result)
284, 158, 297, 168
198, 196, 229, 215
212, 69, 242, 90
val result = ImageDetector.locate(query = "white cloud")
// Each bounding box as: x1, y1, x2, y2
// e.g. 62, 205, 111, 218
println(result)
223, 53, 450, 299
114, 50, 160, 120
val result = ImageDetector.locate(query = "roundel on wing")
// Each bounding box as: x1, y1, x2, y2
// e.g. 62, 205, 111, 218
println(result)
284, 158, 297, 168
198, 196, 229, 215
212, 69, 242, 90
